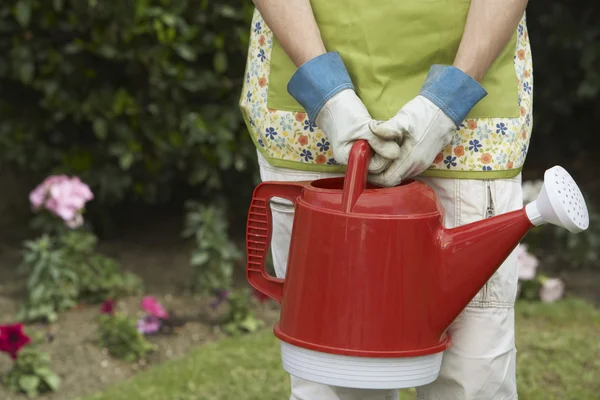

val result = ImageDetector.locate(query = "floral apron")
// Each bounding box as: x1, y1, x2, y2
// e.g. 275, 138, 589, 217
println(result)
239, 1, 533, 179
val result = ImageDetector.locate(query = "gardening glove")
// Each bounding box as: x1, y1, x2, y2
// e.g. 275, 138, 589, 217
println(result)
287, 52, 401, 173
368, 65, 487, 187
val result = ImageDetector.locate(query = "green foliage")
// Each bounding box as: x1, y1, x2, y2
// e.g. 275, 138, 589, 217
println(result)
18, 234, 79, 323
60, 230, 144, 303
18, 230, 142, 323
523, 199, 600, 271
29, 211, 70, 237
182, 201, 242, 294
221, 289, 264, 336
518, 279, 543, 301
0, 0, 257, 207
549, 205, 600, 269
3, 347, 61, 397
525, 2, 600, 171
96, 313, 155, 362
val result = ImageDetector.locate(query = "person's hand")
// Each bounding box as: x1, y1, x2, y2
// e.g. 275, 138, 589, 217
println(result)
288, 52, 400, 173
316, 89, 401, 173
368, 65, 487, 187
367, 96, 455, 186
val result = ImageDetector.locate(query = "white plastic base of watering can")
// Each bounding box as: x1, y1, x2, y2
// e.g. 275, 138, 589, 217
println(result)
280, 341, 444, 390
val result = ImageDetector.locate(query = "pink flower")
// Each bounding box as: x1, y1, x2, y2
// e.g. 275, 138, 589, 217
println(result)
29, 175, 94, 228
29, 175, 69, 209
140, 296, 169, 319
517, 244, 538, 281
45, 177, 93, 221
539, 278, 565, 303
136, 315, 161, 335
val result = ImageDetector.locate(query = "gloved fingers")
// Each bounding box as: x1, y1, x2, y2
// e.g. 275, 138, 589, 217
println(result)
368, 118, 406, 141
368, 158, 407, 188
366, 134, 402, 160
338, 143, 391, 174
367, 154, 392, 174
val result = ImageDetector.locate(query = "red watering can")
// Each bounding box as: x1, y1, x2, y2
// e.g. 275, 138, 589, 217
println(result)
246, 140, 589, 389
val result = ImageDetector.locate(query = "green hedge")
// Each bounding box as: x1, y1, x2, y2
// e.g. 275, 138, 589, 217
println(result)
524, 2, 599, 178
0, 0, 256, 211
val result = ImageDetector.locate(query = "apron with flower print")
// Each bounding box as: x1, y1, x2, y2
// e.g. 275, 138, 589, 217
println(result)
239, 1, 533, 179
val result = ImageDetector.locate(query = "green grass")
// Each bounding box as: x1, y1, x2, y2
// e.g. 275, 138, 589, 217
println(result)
83, 299, 600, 400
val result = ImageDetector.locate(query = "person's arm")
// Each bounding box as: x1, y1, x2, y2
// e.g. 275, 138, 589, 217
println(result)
453, 0, 529, 82
252, 0, 326, 67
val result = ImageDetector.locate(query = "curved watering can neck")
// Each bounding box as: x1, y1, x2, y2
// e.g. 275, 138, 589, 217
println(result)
341, 140, 373, 213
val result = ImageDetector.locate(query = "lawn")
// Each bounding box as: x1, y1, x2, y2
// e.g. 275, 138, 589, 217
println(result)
83, 299, 600, 400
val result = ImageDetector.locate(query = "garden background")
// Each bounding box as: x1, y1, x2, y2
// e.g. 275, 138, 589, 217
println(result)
0, 1, 598, 399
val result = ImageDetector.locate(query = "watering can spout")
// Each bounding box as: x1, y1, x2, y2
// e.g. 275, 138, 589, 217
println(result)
436, 166, 589, 329
435, 209, 532, 328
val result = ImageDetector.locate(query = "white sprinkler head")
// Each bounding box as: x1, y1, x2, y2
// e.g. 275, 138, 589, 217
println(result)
525, 166, 589, 233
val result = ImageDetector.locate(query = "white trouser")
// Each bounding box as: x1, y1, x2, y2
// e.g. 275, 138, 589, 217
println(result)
257, 152, 522, 400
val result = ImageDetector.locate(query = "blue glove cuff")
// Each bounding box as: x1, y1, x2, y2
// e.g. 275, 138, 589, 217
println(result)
287, 52, 354, 122
419, 65, 487, 127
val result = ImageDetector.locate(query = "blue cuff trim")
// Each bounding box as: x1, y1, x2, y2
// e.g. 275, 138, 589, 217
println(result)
287, 52, 354, 122
419, 65, 488, 127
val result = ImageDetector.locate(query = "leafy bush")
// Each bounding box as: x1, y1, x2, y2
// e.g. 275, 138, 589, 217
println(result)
1, 324, 60, 398
18, 230, 142, 322
0, 0, 257, 208
3, 347, 61, 397
0, 1, 258, 296
221, 289, 264, 336
18, 234, 79, 322
59, 230, 143, 303
527, 208, 600, 271
524, 2, 599, 175
182, 201, 242, 294
97, 313, 155, 362
521, 180, 600, 271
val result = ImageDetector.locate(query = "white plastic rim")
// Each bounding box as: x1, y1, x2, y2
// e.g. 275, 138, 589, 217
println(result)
525, 166, 589, 233
280, 341, 444, 390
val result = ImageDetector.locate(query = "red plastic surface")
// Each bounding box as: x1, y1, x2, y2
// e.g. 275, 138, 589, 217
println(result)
246, 181, 308, 304
341, 140, 372, 213
246, 140, 535, 357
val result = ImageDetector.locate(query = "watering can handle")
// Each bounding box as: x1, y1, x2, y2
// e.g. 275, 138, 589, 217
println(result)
341, 140, 373, 213
246, 182, 307, 304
